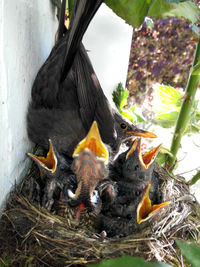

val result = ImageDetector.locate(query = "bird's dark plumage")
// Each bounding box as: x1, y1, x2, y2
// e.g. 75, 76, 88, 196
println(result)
99, 139, 170, 237
27, 139, 73, 210
27, 0, 156, 160
26, 0, 160, 236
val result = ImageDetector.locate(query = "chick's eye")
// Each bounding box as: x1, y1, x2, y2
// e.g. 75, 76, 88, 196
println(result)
120, 123, 128, 130
59, 165, 66, 172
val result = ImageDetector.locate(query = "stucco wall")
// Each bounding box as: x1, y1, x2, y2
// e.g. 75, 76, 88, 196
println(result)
0, 1, 132, 211
0, 0, 58, 211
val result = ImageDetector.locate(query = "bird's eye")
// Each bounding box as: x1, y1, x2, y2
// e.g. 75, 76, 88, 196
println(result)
126, 214, 132, 220
59, 165, 66, 171
135, 190, 141, 196
134, 164, 140, 171
120, 123, 128, 130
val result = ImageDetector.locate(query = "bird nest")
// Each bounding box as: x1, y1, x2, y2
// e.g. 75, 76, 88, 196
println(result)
0, 162, 200, 267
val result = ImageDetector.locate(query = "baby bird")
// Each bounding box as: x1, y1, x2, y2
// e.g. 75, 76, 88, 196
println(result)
27, 139, 72, 210
100, 138, 170, 237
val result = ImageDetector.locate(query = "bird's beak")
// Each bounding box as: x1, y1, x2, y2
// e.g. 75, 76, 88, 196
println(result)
127, 129, 157, 138
137, 184, 170, 224
27, 139, 57, 173
73, 121, 109, 164
126, 138, 162, 169
141, 143, 162, 169
126, 138, 138, 159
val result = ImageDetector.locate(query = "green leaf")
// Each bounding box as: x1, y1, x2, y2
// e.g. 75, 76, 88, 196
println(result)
153, 111, 179, 128
88, 255, 171, 267
156, 147, 174, 164
148, 0, 199, 24
112, 83, 145, 124
68, 0, 75, 19
104, 0, 151, 28
133, 112, 146, 123
184, 122, 200, 134
112, 83, 129, 110
145, 17, 154, 27
153, 84, 183, 114
119, 109, 137, 123
148, 0, 172, 18
129, 106, 146, 122
105, 0, 198, 28
176, 240, 200, 267
152, 84, 183, 114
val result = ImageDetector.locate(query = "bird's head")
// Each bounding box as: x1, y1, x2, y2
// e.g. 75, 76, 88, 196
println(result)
113, 112, 156, 152
136, 183, 170, 224
122, 139, 170, 225
67, 121, 109, 213
27, 139, 71, 181
122, 138, 162, 184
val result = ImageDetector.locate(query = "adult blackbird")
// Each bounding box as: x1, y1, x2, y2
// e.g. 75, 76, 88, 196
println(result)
27, 0, 156, 161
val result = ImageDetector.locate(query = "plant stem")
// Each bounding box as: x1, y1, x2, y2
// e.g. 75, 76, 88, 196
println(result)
187, 171, 200, 185
166, 36, 200, 171
68, 0, 74, 18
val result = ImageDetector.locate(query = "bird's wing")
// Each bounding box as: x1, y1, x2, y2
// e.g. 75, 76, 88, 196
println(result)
74, 43, 115, 144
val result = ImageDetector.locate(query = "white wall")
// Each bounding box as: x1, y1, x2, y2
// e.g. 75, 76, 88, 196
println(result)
0, 0, 57, 211
0, 1, 132, 211
83, 4, 133, 104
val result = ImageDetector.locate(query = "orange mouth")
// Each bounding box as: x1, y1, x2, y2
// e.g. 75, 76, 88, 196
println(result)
137, 184, 170, 224
27, 139, 57, 173
126, 138, 162, 169
73, 121, 109, 164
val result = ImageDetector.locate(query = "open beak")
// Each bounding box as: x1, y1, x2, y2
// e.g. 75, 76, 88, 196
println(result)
140, 143, 162, 169
127, 129, 157, 139
27, 139, 57, 173
126, 138, 138, 159
126, 138, 162, 170
73, 121, 109, 164
137, 184, 170, 224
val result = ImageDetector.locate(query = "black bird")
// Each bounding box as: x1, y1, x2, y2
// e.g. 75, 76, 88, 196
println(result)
27, 120, 116, 215
27, 139, 73, 210
27, 0, 156, 162
100, 138, 170, 237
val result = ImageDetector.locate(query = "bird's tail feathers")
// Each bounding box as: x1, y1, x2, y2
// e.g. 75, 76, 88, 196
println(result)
61, 0, 103, 81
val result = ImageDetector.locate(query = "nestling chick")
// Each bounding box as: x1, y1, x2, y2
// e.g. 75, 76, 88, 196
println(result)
27, 139, 72, 210
101, 138, 170, 237
64, 121, 116, 216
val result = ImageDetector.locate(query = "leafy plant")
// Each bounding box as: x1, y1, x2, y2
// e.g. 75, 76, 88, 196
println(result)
104, 0, 199, 28
113, 83, 145, 123
152, 83, 200, 131
176, 240, 200, 267
89, 255, 171, 267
